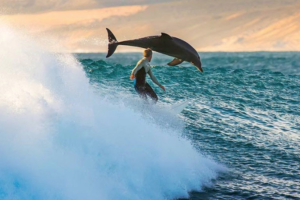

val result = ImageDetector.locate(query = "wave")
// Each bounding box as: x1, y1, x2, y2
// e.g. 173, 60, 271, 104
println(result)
0, 24, 225, 200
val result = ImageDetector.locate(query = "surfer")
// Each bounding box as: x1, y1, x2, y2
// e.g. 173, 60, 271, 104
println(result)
130, 48, 165, 102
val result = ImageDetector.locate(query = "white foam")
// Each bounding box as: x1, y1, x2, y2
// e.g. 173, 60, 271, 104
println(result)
0, 24, 225, 200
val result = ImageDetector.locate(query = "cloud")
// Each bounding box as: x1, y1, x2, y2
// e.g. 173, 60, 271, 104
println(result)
0, 0, 96, 14
95, 0, 178, 7
0, 5, 148, 52
0, 0, 177, 15
2, 5, 148, 31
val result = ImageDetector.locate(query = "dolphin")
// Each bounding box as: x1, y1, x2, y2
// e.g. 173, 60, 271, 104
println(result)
105, 28, 203, 72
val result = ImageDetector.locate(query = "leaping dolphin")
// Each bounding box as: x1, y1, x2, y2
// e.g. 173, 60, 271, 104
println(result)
105, 28, 203, 72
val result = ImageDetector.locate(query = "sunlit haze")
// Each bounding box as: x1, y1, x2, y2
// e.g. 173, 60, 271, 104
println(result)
1, 0, 299, 52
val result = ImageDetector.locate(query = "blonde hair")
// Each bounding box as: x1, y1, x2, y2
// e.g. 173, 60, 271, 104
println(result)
143, 48, 152, 57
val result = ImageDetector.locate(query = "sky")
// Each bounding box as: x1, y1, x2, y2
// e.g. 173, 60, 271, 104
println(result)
0, 0, 300, 52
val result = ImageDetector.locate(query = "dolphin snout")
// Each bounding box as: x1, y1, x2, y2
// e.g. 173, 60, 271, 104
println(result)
192, 60, 203, 72
197, 61, 203, 72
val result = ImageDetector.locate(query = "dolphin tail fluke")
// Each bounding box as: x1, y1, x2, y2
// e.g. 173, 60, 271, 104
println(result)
106, 28, 118, 58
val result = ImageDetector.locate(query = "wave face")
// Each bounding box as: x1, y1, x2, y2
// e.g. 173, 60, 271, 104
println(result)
0, 25, 224, 200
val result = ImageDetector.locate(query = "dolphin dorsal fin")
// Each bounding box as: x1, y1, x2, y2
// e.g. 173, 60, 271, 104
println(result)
168, 58, 183, 66
161, 33, 172, 40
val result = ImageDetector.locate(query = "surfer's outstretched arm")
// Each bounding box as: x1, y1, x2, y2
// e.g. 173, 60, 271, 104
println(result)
148, 69, 165, 91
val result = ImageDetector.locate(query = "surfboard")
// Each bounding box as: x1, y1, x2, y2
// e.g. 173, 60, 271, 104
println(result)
170, 100, 190, 114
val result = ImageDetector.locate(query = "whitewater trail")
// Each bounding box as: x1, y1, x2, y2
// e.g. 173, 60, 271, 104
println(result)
0, 24, 225, 200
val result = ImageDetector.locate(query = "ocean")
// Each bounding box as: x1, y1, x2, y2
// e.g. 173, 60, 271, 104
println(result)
0, 25, 299, 200
77, 52, 300, 199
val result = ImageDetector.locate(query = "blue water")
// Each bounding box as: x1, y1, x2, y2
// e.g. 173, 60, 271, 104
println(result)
77, 52, 300, 199
0, 25, 299, 200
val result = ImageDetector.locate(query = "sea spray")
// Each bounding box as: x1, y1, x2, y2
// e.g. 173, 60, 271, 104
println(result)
0, 24, 225, 200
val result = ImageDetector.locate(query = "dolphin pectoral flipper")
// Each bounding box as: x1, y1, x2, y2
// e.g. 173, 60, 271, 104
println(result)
168, 58, 183, 66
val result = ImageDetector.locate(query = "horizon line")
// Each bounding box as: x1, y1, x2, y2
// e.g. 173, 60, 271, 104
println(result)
70, 50, 300, 54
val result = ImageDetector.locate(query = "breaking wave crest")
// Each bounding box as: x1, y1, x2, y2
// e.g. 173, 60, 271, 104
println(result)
0, 24, 224, 200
